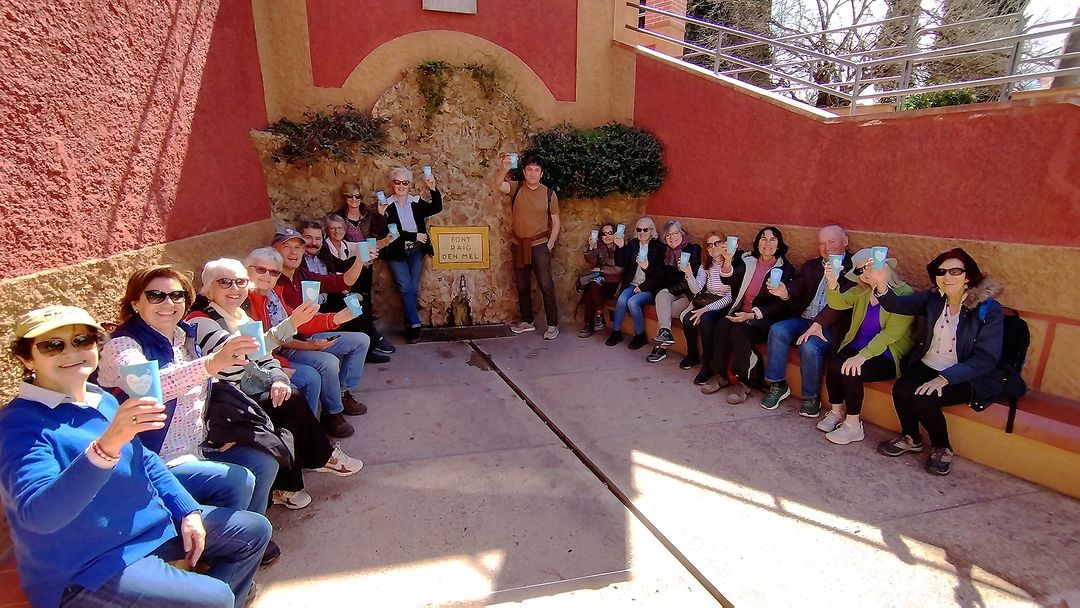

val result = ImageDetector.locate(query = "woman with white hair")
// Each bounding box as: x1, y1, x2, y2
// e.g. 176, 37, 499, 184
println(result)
186, 258, 364, 512
606, 217, 665, 350
818, 249, 915, 445
376, 166, 443, 343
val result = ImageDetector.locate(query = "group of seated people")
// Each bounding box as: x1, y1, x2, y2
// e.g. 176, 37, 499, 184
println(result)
0, 166, 443, 607
582, 219, 1007, 477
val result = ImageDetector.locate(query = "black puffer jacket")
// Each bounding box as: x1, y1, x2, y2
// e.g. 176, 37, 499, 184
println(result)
878, 279, 1005, 409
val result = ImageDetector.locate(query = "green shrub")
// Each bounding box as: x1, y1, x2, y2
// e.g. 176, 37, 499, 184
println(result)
417, 60, 452, 120
269, 105, 387, 165
903, 89, 980, 110
528, 123, 667, 199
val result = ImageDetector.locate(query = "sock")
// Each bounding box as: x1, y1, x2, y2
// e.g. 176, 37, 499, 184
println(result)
845, 413, 861, 426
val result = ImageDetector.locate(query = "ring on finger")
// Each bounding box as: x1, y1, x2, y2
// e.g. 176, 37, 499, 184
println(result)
131, 415, 138, 424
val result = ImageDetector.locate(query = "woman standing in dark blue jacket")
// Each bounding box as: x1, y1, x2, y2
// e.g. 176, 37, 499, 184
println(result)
876, 248, 1004, 475
376, 166, 444, 343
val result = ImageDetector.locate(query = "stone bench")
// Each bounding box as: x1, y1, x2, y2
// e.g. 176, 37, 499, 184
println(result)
603, 301, 1080, 499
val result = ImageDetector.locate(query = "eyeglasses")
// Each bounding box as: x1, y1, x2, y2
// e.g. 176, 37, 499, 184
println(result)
851, 261, 873, 276
392, 179, 410, 186
33, 332, 104, 356
343, 193, 362, 199
144, 289, 188, 304
935, 267, 966, 277
215, 278, 250, 289
248, 265, 282, 278
706, 241, 723, 248
636, 227, 650, 233
600, 231, 615, 236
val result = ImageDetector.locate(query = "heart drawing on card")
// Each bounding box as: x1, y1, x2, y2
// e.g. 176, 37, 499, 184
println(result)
874, 250, 886, 261
306, 288, 318, 300
125, 373, 152, 396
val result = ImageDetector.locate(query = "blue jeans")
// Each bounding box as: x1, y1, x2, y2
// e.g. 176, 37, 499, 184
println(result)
169, 459, 255, 512
388, 247, 425, 327
60, 506, 271, 608
289, 362, 329, 416
203, 446, 279, 514
281, 331, 370, 409
764, 317, 832, 400
613, 286, 654, 336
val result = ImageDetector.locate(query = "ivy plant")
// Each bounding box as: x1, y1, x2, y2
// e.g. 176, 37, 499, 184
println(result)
528, 123, 667, 199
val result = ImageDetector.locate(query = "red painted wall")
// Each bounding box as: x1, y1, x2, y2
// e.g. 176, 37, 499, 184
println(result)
306, 0, 578, 101
633, 57, 1080, 247
0, 0, 270, 280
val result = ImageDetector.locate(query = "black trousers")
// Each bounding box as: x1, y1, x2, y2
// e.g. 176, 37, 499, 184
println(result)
322, 265, 383, 341
263, 393, 334, 492
581, 281, 617, 328
824, 347, 897, 415
681, 309, 726, 362
891, 360, 972, 448
708, 316, 768, 383
511, 243, 558, 327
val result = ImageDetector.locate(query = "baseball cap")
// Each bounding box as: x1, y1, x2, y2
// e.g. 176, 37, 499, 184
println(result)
14, 306, 106, 340
272, 228, 306, 246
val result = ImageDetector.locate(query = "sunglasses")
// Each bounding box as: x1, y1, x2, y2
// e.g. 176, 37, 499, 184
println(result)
600, 231, 615, 236
392, 179, 410, 186
706, 240, 723, 248
33, 332, 103, 356
343, 193, 362, 199
248, 265, 282, 278
144, 289, 188, 304
636, 227, 651, 233
935, 267, 966, 277
215, 277, 250, 289
851, 262, 874, 276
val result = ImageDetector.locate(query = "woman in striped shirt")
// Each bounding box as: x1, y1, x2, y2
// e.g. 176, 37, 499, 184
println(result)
677, 232, 734, 375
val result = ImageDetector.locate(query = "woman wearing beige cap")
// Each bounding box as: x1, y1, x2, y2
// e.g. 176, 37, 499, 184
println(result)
1, 305, 269, 607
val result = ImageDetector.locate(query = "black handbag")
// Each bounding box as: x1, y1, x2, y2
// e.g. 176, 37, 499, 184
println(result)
203, 381, 296, 469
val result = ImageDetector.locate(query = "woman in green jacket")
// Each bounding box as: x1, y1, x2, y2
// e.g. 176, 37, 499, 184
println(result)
819, 248, 915, 445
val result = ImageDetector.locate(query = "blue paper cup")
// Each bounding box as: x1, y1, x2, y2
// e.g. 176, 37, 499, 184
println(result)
366, 237, 377, 255
872, 246, 889, 270
237, 321, 267, 357
727, 235, 738, 254
422, 165, 432, 180
509, 152, 519, 169
679, 251, 691, 269
376, 191, 387, 205
344, 294, 363, 317
637, 246, 648, 262
616, 224, 625, 238
768, 267, 783, 288
388, 224, 400, 239
119, 360, 163, 405
301, 280, 321, 304
828, 254, 844, 274
358, 244, 371, 262
590, 229, 598, 242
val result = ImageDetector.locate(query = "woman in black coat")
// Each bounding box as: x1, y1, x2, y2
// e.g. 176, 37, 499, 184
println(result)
701, 226, 796, 404
876, 248, 1004, 476
606, 217, 667, 350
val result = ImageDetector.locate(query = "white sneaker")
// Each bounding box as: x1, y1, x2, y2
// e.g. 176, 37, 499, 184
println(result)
816, 407, 844, 432
272, 489, 312, 510
543, 326, 560, 340
826, 421, 864, 445
510, 321, 535, 334
315, 443, 364, 477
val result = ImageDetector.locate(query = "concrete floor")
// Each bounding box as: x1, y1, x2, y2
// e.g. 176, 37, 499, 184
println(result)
252, 332, 1080, 607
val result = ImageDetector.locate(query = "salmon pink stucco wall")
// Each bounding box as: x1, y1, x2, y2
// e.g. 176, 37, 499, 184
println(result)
633, 56, 1080, 248
0, 0, 270, 280
306, 0, 578, 101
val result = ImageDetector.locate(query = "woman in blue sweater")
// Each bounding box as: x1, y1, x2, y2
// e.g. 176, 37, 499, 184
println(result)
0, 305, 270, 607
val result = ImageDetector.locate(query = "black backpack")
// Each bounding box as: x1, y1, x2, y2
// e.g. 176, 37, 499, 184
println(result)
978, 301, 1029, 433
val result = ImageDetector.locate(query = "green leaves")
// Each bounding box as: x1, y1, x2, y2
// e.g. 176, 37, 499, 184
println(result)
530, 123, 667, 200
268, 105, 388, 165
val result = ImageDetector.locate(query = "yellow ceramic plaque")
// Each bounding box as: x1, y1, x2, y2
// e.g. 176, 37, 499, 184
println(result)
430, 226, 490, 270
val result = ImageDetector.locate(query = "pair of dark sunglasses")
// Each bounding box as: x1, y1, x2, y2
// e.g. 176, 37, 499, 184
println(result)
852, 262, 873, 276
343, 193, 362, 199
600, 231, 615, 236
706, 240, 723, 248
636, 227, 651, 233
248, 265, 282, 278
392, 179, 410, 186
215, 278, 250, 289
33, 332, 104, 356
144, 289, 187, 304
935, 267, 966, 277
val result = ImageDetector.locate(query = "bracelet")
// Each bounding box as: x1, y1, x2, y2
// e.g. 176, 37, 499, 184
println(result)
90, 440, 119, 462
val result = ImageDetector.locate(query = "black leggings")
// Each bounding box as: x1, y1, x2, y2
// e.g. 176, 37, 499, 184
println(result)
708, 316, 768, 383
681, 309, 726, 361
891, 361, 972, 448
824, 347, 897, 415
263, 393, 335, 492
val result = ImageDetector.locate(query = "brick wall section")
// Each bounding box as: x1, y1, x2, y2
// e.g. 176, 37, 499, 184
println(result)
643, 0, 688, 28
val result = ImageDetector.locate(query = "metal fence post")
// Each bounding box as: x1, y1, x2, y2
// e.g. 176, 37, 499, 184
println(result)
1001, 14, 1027, 100
896, 14, 919, 111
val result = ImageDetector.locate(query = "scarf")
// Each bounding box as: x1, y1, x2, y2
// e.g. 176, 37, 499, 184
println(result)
108, 315, 199, 453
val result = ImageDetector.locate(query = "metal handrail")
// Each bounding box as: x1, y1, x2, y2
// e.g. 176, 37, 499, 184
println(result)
624, 0, 1080, 114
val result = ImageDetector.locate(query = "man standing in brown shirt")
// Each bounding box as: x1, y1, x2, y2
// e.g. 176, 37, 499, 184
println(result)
490, 152, 561, 339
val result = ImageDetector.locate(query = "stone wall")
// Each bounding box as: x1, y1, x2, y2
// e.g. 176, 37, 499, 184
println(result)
254, 65, 646, 331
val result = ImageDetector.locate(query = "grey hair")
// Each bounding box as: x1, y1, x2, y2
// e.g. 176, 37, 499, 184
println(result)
663, 219, 683, 235
199, 258, 248, 296
390, 166, 413, 183
325, 213, 346, 229
244, 247, 283, 271
636, 217, 658, 240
